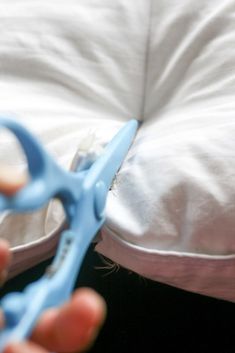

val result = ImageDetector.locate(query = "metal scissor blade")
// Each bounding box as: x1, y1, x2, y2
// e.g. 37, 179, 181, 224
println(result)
84, 119, 139, 190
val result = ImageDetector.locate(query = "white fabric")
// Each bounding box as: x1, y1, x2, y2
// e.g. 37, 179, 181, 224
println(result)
1, 0, 235, 301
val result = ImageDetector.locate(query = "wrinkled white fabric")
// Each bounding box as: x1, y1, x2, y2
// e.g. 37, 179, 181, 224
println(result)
1, 0, 235, 301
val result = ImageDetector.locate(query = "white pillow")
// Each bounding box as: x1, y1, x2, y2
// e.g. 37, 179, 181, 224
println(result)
1, 0, 235, 302
0, 0, 145, 274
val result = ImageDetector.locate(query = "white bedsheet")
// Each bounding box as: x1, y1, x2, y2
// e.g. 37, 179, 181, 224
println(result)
1, 0, 235, 302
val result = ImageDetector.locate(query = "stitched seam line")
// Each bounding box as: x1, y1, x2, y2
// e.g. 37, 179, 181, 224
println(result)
139, 0, 153, 120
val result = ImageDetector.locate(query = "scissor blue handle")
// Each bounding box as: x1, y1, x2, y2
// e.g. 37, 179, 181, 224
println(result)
0, 117, 84, 221
0, 117, 138, 351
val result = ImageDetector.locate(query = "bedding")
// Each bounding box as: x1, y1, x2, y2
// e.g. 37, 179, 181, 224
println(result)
1, 0, 235, 302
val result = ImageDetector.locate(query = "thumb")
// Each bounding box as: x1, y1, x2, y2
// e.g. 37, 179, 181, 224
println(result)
0, 166, 27, 196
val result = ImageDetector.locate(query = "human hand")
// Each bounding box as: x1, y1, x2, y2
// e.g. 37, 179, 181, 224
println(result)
0, 166, 106, 353
4, 288, 106, 353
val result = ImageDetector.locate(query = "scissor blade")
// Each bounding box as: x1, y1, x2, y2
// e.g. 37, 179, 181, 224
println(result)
84, 119, 139, 190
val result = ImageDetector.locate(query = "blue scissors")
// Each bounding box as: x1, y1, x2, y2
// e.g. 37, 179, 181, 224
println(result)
0, 117, 138, 351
